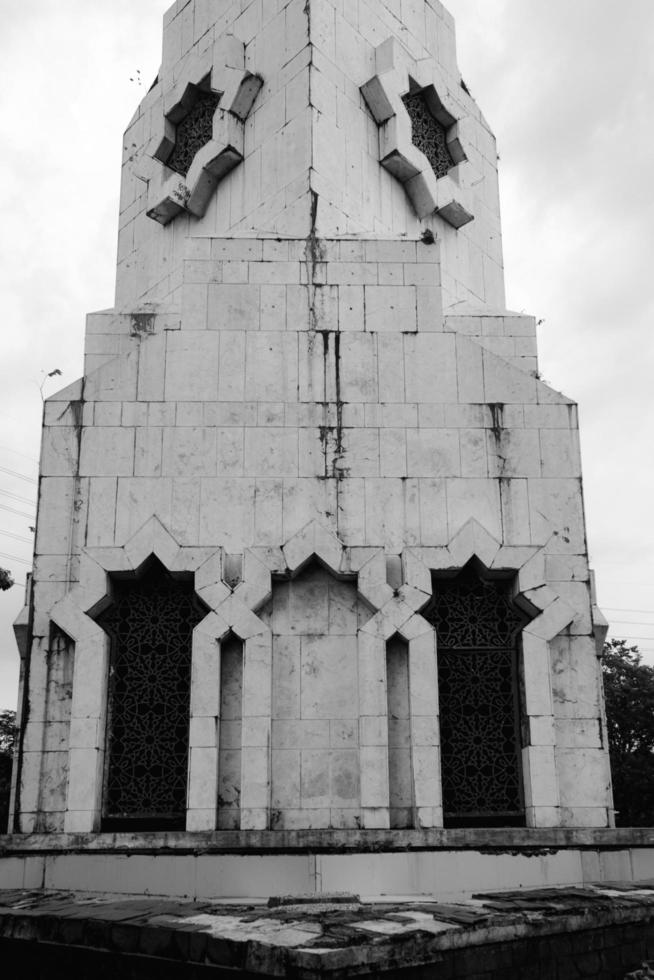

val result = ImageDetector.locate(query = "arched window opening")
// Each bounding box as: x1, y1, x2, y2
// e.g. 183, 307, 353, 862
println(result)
217, 633, 244, 830
423, 561, 531, 828
94, 556, 207, 832
386, 635, 413, 828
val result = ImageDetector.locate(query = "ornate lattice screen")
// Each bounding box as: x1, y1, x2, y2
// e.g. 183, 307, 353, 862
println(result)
95, 558, 206, 830
167, 92, 221, 177
401, 91, 455, 179
423, 564, 529, 827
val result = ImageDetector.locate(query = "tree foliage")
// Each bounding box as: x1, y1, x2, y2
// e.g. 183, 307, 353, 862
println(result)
0, 710, 16, 833
602, 639, 654, 827
0, 568, 14, 591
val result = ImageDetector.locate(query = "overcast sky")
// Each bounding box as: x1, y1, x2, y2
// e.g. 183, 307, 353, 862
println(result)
0, 0, 653, 710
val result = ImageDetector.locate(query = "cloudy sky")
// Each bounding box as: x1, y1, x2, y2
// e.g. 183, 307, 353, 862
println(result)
0, 0, 653, 710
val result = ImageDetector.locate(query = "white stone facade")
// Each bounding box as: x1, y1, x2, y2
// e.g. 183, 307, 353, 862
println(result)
10, 0, 612, 839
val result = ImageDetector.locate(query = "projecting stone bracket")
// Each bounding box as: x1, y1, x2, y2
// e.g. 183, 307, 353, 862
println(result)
361, 38, 474, 228
141, 34, 262, 225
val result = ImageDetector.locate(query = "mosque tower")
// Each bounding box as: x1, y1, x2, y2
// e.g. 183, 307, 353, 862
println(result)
8, 0, 613, 900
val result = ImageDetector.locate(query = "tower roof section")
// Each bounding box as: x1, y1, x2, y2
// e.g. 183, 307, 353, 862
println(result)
116, 0, 505, 310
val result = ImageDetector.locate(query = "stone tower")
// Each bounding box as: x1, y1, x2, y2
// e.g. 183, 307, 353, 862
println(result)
8, 0, 614, 898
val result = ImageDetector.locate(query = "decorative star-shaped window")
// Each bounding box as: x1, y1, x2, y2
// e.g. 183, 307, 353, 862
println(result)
361, 39, 474, 230
143, 36, 262, 226
161, 82, 222, 178
401, 90, 456, 180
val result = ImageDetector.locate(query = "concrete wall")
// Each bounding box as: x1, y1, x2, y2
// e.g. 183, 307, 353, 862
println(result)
1, 844, 653, 902
11, 0, 613, 843
261, 564, 371, 830
12, 234, 612, 835
115, 0, 504, 311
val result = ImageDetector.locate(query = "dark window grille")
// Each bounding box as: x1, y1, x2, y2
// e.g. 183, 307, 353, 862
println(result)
423, 563, 529, 827
95, 557, 207, 831
167, 92, 221, 177
402, 91, 455, 180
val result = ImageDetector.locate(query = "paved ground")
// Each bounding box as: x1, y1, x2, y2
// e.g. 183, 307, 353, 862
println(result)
2, 883, 654, 977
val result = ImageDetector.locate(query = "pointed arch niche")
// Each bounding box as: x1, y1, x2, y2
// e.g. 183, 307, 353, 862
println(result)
49, 517, 272, 834
414, 519, 579, 829
50, 518, 444, 834
92, 556, 208, 831
259, 561, 372, 831
423, 559, 532, 828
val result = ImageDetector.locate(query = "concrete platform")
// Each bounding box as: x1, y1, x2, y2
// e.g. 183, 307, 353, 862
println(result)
2, 883, 654, 978
2, 829, 654, 904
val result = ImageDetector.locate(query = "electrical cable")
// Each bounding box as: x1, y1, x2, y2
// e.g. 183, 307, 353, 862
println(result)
0, 530, 33, 545
0, 444, 38, 464
0, 551, 32, 566
0, 465, 37, 484
0, 504, 34, 519
0, 489, 36, 506
603, 607, 654, 616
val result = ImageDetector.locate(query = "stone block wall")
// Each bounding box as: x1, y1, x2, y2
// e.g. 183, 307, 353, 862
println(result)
10, 0, 614, 841
11, 235, 612, 835
116, 0, 504, 312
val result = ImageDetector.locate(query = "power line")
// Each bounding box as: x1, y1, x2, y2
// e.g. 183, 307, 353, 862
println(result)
0, 465, 37, 484
0, 551, 32, 566
608, 619, 654, 626
0, 444, 38, 464
0, 504, 34, 519
0, 489, 36, 507
604, 607, 654, 616
0, 529, 33, 545
596, 561, 654, 567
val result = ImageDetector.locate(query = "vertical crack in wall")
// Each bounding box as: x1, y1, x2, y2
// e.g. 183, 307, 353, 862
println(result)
333, 331, 346, 530
302, 0, 344, 523
305, 184, 344, 520
320, 330, 330, 481
69, 379, 86, 589
490, 402, 508, 541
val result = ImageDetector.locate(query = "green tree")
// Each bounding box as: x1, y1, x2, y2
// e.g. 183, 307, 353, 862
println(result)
0, 710, 16, 832
602, 639, 654, 827
0, 567, 14, 590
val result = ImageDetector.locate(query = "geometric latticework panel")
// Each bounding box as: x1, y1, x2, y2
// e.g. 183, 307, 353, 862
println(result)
436, 647, 523, 826
402, 90, 455, 180
423, 564, 530, 827
95, 557, 207, 830
167, 92, 221, 177
425, 565, 527, 650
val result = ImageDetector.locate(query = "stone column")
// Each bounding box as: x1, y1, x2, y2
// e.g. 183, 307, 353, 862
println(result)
358, 629, 391, 830
186, 615, 223, 832
408, 626, 443, 829
240, 631, 273, 830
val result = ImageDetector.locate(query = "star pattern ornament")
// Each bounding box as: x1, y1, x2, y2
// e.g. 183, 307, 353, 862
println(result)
424, 562, 532, 822
143, 35, 262, 226
165, 89, 222, 177
438, 647, 522, 818
361, 38, 474, 229
96, 556, 208, 823
401, 90, 456, 180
